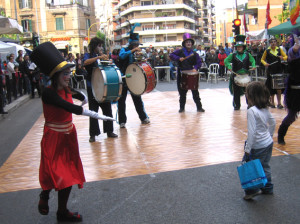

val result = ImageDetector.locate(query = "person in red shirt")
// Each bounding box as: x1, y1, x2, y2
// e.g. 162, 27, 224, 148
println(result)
218, 48, 227, 78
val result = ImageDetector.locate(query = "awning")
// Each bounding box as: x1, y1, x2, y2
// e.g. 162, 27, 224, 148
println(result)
268, 17, 300, 35
53, 41, 69, 49
0, 16, 23, 34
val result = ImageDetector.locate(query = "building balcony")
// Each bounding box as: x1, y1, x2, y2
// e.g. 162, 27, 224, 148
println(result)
202, 14, 209, 19
115, 0, 130, 9
120, 4, 195, 17
194, 11, 201, 17
120, 28, 196, 39
116, 24, 121, 30
114, 35, 122, 41
120, 16, 195, 28
195, 22, 202, 27
195, 3, 201, 9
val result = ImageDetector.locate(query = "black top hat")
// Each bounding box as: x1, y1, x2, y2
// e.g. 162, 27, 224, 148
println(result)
235, 35, 246, 46
30, 42, 75, 78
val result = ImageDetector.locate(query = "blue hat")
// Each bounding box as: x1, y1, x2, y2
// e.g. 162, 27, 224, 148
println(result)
128, 23, 141, 44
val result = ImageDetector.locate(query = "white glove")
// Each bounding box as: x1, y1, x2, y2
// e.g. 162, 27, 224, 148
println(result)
82, 108, 115, 121
80, 91, 88, 106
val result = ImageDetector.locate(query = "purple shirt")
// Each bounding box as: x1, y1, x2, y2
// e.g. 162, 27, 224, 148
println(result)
170, 48, 202, 70
288, 46, 300, 61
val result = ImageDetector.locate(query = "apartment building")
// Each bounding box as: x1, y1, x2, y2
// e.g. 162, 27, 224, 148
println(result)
199, 0, 216, 47
113, 0, 216, 48
245, 0, 283, 31
1, 0, 97, 54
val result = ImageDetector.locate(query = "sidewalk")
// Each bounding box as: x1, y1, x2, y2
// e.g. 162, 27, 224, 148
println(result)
0, 94, 31, 121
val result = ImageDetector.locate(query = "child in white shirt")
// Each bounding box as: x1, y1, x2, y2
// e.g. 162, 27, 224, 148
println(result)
243, 81, 276, 200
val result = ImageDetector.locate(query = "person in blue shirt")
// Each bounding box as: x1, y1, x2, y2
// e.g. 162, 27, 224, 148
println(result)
117, 23, 150, 128
224, 43, 233, 56
83, 37, 118, 142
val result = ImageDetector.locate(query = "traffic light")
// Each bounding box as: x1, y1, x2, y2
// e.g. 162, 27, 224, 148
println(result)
32, 34, 39, 49
283, 3, 288, 11
232, 19, 241, 35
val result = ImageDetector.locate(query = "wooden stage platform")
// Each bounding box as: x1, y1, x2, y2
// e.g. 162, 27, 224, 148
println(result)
0, 88, 299, 193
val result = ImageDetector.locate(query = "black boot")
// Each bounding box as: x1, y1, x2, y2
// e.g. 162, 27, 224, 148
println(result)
278, 124, 290, 145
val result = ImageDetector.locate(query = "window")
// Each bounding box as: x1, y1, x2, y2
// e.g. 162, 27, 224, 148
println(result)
86, 19, 91, 30
141, 1, 154, 6
18, 0, 32, 9
21, 19, 32, 32
143, 36, 155, 42
142, 24, 155, 31
56, 17, 64, 30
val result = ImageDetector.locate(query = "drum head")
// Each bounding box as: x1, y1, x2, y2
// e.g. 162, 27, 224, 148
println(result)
125, 63, 146, 95
91, 67, 105, 102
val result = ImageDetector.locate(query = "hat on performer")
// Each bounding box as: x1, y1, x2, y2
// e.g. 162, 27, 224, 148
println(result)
182, 33, 195, 47
30, 42, 75, 78
268, 36, 277, 43
235, 35, 246, 46
128, 22, 141, 45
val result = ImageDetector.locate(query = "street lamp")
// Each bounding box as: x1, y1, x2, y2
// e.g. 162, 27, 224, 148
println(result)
88, 22, 100, 43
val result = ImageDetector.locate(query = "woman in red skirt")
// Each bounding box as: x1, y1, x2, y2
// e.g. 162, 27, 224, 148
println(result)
30, 42, 114, 222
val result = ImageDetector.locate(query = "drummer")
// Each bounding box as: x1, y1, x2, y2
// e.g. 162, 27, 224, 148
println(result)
224, 35, 256, 110
261, 37, 287, 109
83, 37, 118, 142
117, 23, 150, 128
170, 33, 205, 113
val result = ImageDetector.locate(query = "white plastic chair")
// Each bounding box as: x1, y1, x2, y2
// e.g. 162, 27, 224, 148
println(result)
73, 72, 86, 89
207, 63, 219, 83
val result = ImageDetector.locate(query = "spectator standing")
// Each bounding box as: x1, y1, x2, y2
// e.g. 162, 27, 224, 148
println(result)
0, 62, 7, 114
28, 62, 41, 98
224, 43, 233, 56
20, 55, 32, 95
196, 45, 206, 63
218, 48, 227, 78
6, 56, 15, 103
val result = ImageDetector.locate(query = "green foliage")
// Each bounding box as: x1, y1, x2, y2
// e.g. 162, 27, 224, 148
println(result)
96, 31, 106, 41
275, 0, 290, 23
177, 9, 182, 16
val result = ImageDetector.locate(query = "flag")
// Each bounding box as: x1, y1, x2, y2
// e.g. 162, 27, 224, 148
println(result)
243, 13, 248, 33
290, 0, 300, 25
266, 0, 272, 28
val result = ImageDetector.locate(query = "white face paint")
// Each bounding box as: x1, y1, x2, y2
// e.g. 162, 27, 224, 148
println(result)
58, 68, 71, 88
185, 40, 193, 49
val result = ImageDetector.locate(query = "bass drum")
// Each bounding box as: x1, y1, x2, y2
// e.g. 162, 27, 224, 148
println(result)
91, 64, 122, 103
125, 62, 156, 95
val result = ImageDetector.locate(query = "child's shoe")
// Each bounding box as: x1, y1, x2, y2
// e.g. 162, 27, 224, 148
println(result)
243, 190, 261, 200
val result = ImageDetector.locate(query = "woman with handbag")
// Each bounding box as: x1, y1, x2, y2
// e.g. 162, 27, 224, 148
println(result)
243, 82, 276, 200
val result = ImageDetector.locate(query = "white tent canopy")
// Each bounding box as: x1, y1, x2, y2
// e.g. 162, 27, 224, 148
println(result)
0, 41, 25, 61
0, 16, 23, 34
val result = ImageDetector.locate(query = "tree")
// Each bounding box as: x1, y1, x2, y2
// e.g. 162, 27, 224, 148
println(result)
275, 0, 290, 23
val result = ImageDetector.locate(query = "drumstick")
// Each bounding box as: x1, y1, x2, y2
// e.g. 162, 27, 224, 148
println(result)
122, 74, 132, 78
181, 53, 194, 62
268, 61, 278, 66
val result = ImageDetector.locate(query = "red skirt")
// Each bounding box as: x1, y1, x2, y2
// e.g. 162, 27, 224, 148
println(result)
39, 124, 85, 191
